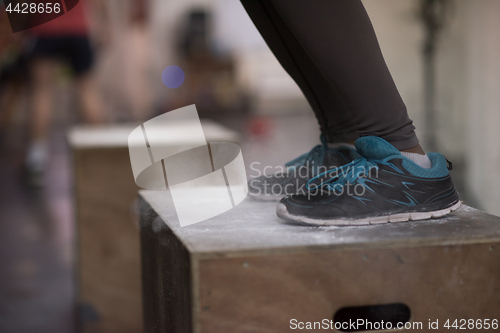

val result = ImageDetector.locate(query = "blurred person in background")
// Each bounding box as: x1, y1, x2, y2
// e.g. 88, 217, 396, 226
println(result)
243, 0, 460, 225
23, 0, 108, 185
92, 0, 156, 123
116, 0, 153, 121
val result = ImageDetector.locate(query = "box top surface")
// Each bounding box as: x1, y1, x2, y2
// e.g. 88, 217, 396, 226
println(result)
139, 190, 500, 257
68, 120, 240, 148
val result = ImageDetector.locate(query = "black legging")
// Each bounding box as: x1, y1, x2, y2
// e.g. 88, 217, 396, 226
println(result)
240, 0, 418, 150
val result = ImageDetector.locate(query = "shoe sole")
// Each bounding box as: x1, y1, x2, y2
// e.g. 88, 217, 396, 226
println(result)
276, 200, 462, 226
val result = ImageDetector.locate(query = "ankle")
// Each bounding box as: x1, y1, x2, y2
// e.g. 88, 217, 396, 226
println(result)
401, 151, 432, 169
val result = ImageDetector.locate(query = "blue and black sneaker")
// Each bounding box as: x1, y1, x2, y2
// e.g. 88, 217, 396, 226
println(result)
276, 136, 461, 225
248, 135, 354, 201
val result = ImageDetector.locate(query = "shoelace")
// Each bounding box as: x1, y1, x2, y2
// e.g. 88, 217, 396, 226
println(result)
284, 134, 329, 177
306, 156, 389, 191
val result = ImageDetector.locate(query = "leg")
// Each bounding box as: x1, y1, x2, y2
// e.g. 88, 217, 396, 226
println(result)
25, 57, 57, 177
241, 0, 420, 151
240, 0, 359, 144
76, 72, 104, 124
69, 36, 104, 124
0, 81, 23, 131
31, 58, 57, 141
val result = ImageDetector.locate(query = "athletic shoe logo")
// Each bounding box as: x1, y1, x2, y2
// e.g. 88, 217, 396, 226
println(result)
4, 0, 79, 33
128, 104, 248, 227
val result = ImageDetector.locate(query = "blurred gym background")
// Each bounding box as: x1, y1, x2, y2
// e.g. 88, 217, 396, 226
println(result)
1, 0, 499, 332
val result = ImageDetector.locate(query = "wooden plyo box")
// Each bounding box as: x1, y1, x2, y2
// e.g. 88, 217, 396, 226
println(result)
139, 190, 500, 333
68, 122, 239, 333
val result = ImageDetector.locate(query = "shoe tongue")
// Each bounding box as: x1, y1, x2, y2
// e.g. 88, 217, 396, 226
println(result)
354, 136, 401, 160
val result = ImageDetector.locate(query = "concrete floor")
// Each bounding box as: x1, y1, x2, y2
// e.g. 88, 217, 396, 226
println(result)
0, 112, 473, 333
0, 126, 75, 333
